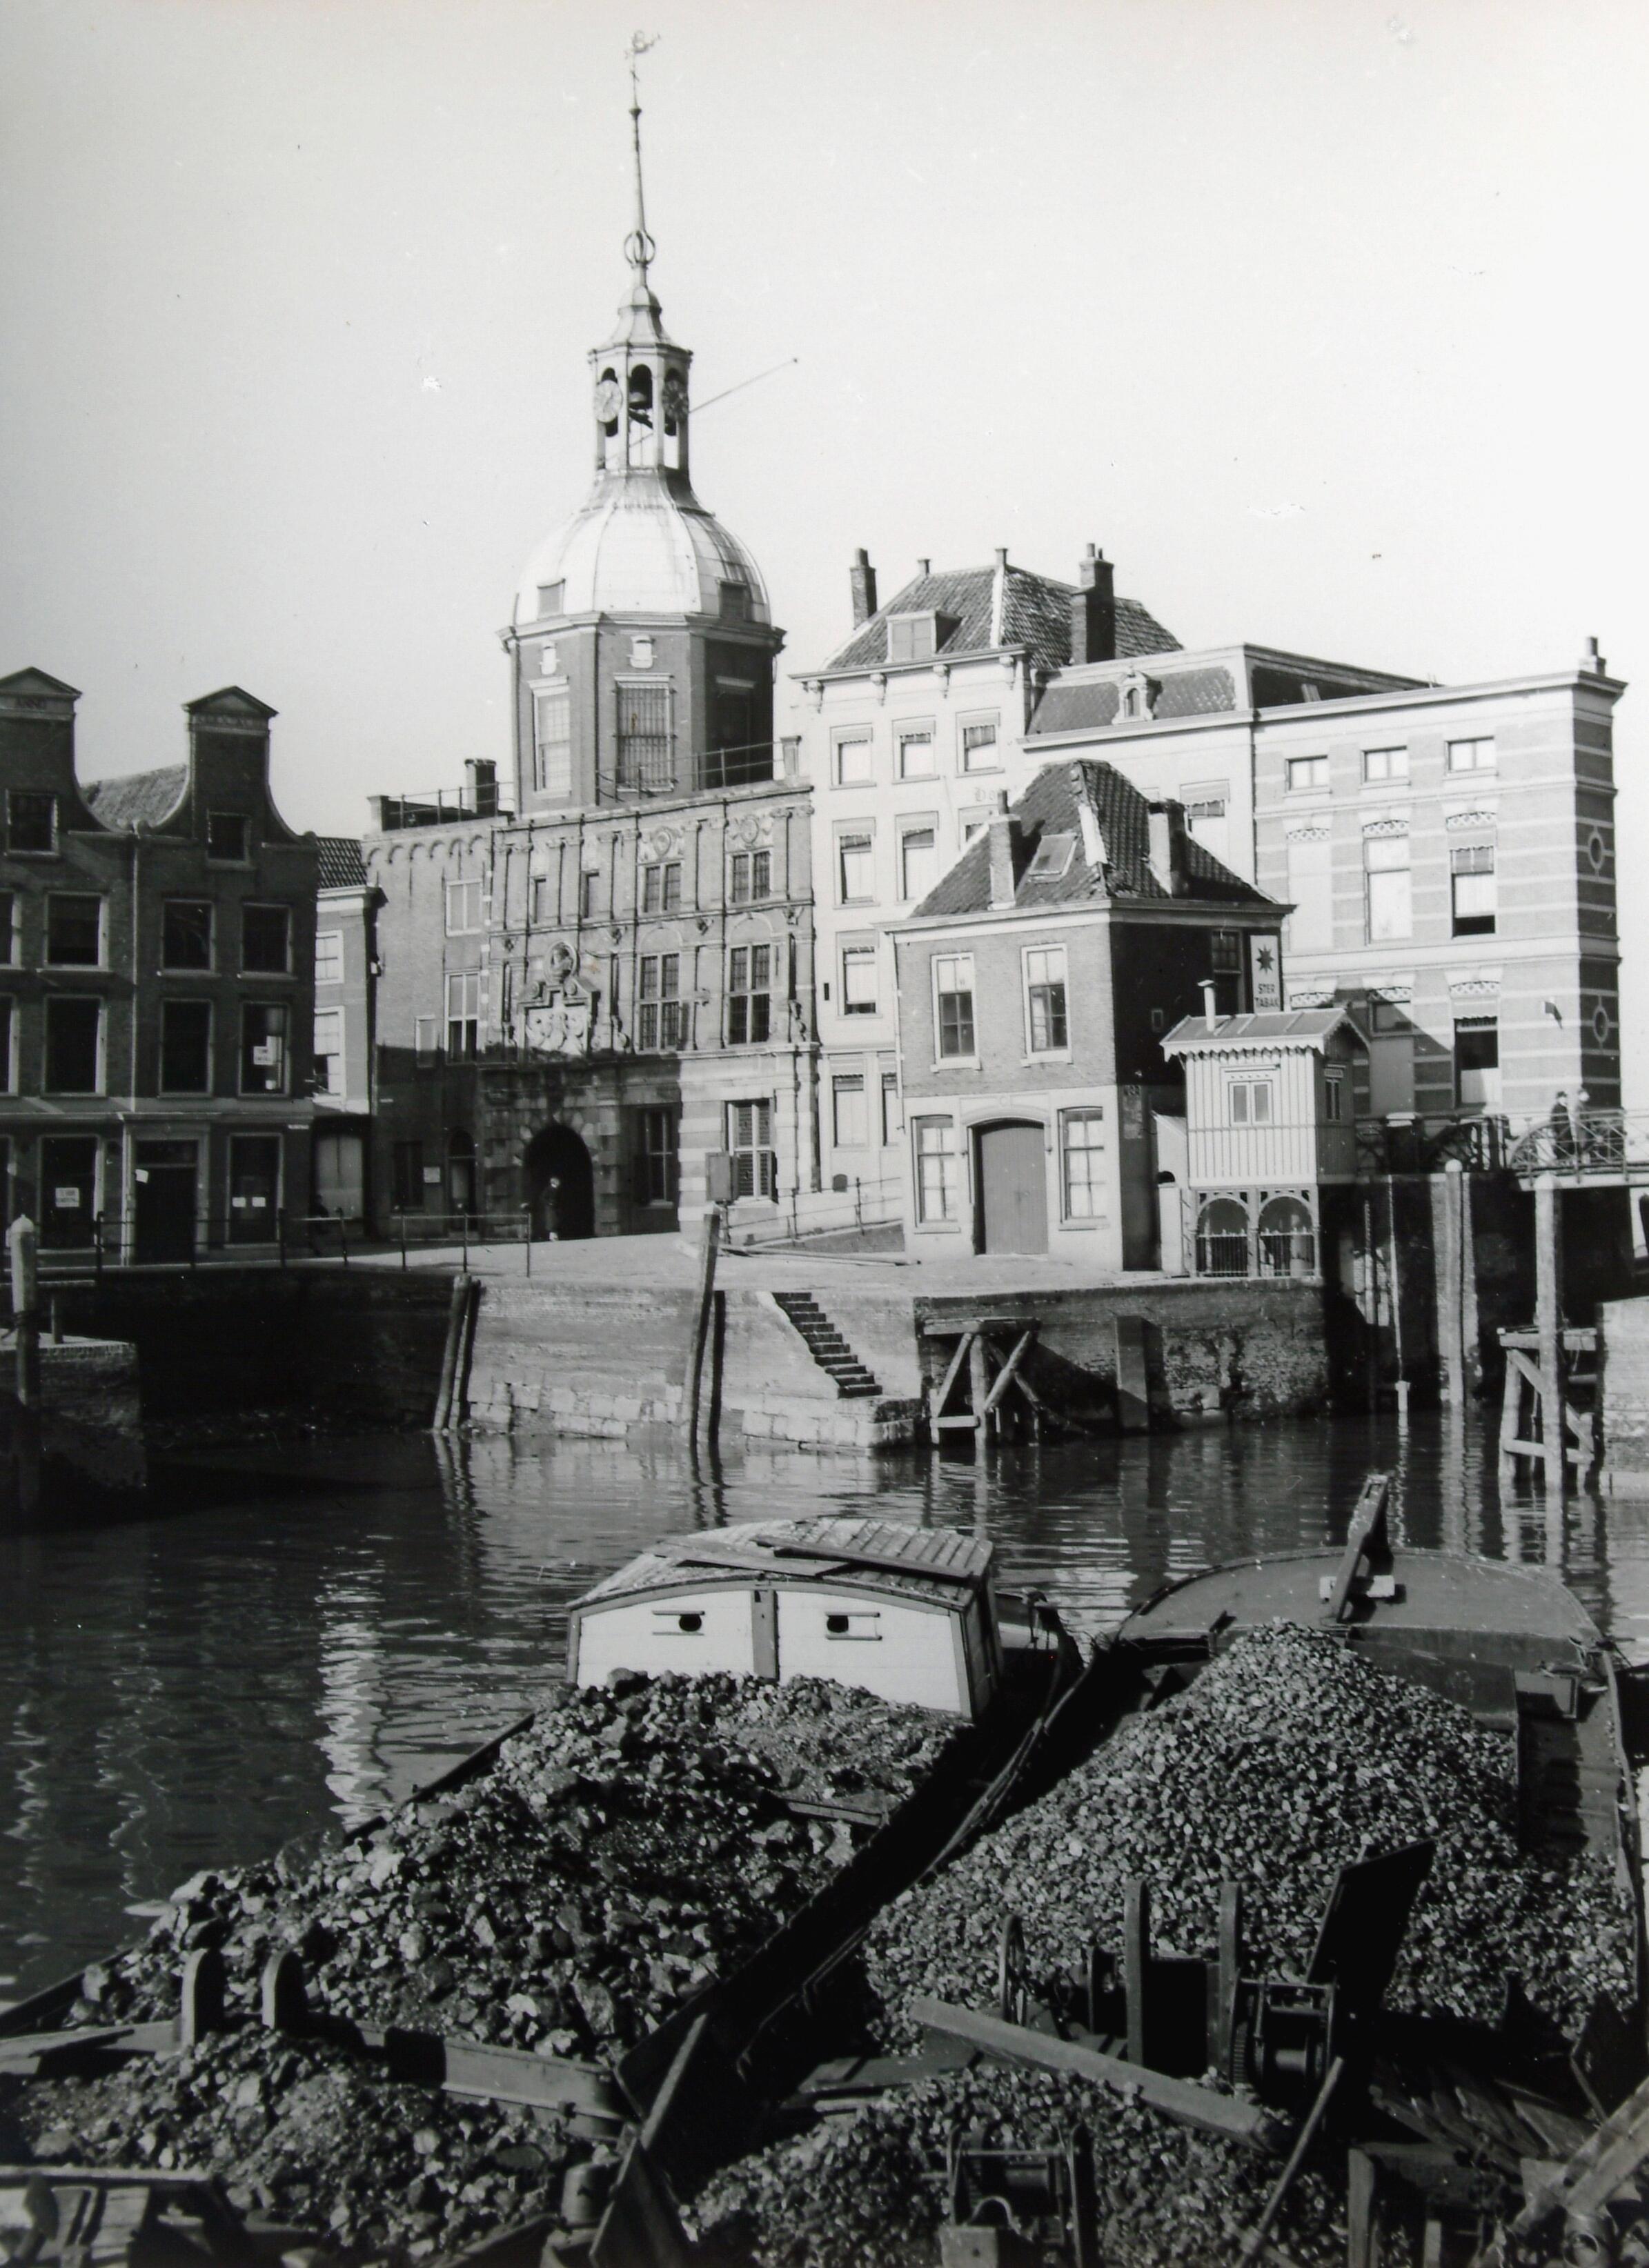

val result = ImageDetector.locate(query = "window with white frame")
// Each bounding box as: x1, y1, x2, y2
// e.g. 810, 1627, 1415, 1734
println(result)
1024, 946, 1069, 1055
1364, 828, 1412, 942
1450, 842, 1496, 936
726, 1100, 776, 1199
446, 879, 484, 936
1285, 832, 1333, 955
533, 689, 572, 798
727, 944, 771, 1044
1362, 746, 1409, 784
880, 1070, 901, 1146
900, 826, 938, 903
897, 726, 936, 779
446, 971, 480, 1057
833, 731, 872, 786
1060, 1108, 1105, 1219
914, 1116, 959, 1222
888, 615, 938, 664
838, 832, 875, 904
960, 719, 1000, 773
313, 1008, 344, 1097
1287, 755, 1329, 793
1448, 736, 1495, 773
832, 1074, 867, 1148
934, 954, 976, 1060
841, 944, 878, 1017
315, 930, 342, 986
1228, 1077, 1274, 1125
638, 953, 684, 1049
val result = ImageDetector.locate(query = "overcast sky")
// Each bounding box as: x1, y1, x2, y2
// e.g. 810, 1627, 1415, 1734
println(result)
3, 0, 1647, 1080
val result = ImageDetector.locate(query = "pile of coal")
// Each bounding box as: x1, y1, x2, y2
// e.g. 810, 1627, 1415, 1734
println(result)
864, 1624, 1635, 2045
12, 2029, 581, 2262
689, 2063, 1342, 2268
4, 1673, 956, 2260
90, 1672, 956, 2058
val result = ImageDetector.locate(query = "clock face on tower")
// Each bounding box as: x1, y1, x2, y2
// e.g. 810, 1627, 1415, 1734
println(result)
661, 372, 689, 428
593, 377, 622, 424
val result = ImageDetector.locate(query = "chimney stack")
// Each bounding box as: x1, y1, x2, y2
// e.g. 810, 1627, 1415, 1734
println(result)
850, 548, 878, 627
1582, 634, 1608, 676
1070, 545, 1117, 666
987, 806, 1019, 910
1146, 800, 1187, 897
1201, 979, 1218, 1031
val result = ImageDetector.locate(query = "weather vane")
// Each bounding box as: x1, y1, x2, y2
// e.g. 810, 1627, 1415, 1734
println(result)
624, 32, 660, 279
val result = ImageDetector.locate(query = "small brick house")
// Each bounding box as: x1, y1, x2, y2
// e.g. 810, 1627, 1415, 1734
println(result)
887, 759, 1285, 1270
0, 669, 317, 1260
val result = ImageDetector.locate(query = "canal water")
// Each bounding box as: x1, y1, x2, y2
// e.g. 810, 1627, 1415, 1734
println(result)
6, 1414, 1649, 2000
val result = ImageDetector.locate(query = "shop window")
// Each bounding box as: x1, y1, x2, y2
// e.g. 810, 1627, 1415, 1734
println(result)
1060, 1108, 1105, 1220
914, 1117, 959, 1223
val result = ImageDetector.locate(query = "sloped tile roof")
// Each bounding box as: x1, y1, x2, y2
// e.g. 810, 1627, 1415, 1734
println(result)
1161, 1006, 1365, 1053
1029, 665, 1238, 737
820, 564, 1179, 674
911, 760, 1275, 920
316, 835, 368, 889
84, 766, 189, 830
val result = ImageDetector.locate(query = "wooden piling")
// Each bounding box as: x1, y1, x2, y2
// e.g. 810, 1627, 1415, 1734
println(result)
969, 1330, 989, 1452
1438, 1162, 1466, 1409
1536, 1174, 1566, 1495
8, 1215, 41, 1521
1114, 1314, 1152, 1434
685, 1206, 722, 1446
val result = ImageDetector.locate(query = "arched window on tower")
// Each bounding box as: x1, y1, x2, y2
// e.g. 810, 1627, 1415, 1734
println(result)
596, 366, 622, 470
626, 365, 654, 467
662, 366, 688, 470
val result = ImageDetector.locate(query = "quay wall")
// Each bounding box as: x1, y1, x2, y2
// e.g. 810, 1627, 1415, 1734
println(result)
41, 1337, 146, 1493
915, 1277, 1331, 1423
56, 1268, 455, 1431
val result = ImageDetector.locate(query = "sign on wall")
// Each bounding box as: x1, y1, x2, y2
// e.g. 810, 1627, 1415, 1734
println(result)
1250, 933, 1283, 1013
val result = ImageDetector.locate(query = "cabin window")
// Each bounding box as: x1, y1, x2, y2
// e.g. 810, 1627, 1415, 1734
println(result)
651, 1608, 705, 1635
824, 1610, 882, 1640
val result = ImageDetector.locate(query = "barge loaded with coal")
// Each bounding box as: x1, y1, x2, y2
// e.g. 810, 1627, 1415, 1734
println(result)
4, 1490, 1649, 2267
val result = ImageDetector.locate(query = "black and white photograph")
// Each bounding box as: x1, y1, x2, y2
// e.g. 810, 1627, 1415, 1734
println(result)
3, 2, 1649, 2260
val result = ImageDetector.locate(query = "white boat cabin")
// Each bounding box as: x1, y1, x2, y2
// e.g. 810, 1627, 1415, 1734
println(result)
565, 1518, 1003, 1718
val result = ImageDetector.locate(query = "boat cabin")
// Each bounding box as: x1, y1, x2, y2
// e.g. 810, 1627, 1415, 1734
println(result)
566, 1518, 1004, 1718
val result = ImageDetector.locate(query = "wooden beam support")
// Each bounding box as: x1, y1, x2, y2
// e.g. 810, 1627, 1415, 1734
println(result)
1535, 1175, 1566, 1496
982, 1329, 1036, 1416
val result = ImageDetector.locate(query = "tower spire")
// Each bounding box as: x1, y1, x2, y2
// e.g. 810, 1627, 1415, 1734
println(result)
623, 32, 659, 286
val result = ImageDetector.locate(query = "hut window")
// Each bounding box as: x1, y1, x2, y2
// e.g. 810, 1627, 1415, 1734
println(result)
824, 1610, 881, 1640
678, 1612, 702, 1633
650, 1609, 704, 1634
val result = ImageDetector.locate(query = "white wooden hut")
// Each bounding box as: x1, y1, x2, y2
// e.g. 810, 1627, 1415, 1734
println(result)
565, 1518, 1002, 1718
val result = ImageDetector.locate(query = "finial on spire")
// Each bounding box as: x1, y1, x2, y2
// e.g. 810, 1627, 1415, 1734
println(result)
624, 32, 659, 281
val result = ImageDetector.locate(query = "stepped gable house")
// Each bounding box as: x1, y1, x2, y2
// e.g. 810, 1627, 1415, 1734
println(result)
0, 669, 318, 1260
887, 758, 1285, 1270
364, 111, 815, 1241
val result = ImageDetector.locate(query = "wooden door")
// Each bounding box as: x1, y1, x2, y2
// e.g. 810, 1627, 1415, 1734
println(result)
976, 1122, 1048, 1255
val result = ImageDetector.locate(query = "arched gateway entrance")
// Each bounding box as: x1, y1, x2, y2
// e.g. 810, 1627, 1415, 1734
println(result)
524, 1124, 594, 1241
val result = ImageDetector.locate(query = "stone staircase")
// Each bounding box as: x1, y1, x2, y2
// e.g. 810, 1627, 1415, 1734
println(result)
772, 1291, 884, 1399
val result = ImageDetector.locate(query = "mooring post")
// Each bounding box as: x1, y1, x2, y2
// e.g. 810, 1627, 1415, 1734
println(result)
1536, 1173, 1566, 1495
969, 1329, 990, 1451
1362, 1192, 1379, 1412
685, 1204, 723, 1446
1438, 1162, 1466, 1409
8, 1215, 41, 1521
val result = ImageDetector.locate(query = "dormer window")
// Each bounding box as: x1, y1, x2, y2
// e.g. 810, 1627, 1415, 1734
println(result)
1118, 670, 1155, 722
535, 583, 565, 619
1025, 832, 1076, 882
7, 790, 55, 855
719, 581, 751, 623
889, 614, 936, 664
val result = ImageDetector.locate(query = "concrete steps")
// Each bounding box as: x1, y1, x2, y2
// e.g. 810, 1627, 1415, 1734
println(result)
772, 1291, 884, 1399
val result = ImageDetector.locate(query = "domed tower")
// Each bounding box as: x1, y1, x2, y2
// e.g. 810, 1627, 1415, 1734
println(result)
506, 77, 784, 813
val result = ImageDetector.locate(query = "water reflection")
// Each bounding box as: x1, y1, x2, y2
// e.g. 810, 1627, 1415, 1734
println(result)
0, 1412, 1641, 1995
